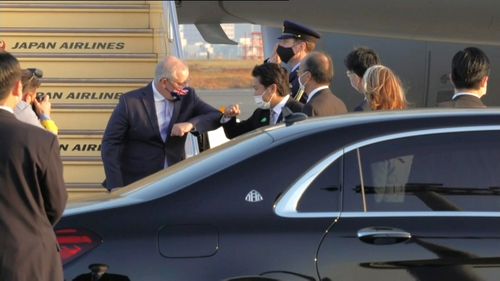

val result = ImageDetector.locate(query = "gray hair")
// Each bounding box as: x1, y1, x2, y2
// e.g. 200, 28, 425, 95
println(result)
154, 56, 188, 84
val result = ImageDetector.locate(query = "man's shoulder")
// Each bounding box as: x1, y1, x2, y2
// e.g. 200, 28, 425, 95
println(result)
5, 116, 55, 142
121, 83, 152, 99
285, 97, 304, 112
313, 88, 347, 112
438, 95, 486, 108
437, 100, 454, 108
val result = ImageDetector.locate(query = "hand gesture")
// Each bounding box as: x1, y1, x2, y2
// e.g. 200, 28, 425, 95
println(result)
171, 122, 194, 137
33, 95, 52, 117
223, 104, 240, 118
266, 43, 282, 64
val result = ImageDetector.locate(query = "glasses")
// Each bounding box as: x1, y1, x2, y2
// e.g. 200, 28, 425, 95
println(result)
27, 68, 43, 81
163, 77, 189, 89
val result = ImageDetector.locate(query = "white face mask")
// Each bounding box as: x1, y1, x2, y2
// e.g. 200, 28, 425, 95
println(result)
254, 88, 272, 109
298, 72, 308, 94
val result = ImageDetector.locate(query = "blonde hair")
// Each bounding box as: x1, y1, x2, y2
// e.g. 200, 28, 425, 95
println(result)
363, 65, 407, 110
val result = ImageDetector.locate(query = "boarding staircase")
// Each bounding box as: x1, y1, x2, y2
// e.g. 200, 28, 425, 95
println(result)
0, 1, 172, 199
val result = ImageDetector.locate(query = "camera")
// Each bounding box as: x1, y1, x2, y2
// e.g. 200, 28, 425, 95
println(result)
36, 93, 46, 102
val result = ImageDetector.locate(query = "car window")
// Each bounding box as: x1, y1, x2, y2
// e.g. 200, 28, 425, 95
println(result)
297, 156, 341, 212
343, 130, 500, 212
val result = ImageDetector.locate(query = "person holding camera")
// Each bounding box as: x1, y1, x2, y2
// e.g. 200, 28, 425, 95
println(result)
14, 68, 58, 135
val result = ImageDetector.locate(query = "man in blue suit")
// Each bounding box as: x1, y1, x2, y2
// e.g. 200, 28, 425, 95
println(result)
101, 56, 221, 189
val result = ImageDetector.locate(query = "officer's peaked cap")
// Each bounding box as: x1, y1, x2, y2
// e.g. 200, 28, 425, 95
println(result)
277, 20, 321, 42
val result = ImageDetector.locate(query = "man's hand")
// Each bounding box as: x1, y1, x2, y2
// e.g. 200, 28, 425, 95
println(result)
223, 104, 240, 118
33, 95, 52, 117
266, 43, 282, 64
171, 122, 194, 137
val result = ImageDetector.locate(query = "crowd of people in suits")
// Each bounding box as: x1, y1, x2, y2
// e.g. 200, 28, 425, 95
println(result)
221, 20, 490, 139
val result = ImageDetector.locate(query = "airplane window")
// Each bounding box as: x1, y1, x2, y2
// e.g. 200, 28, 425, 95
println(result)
343, 130, 500, 212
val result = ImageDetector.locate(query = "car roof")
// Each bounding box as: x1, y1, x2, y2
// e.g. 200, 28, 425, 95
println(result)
265, 108, 500, 142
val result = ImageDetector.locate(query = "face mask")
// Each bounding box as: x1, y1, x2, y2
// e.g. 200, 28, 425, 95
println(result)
298, 72, 309, 93
276, 45, 295, 63
254, 89, 273, 109
164, 82, 188, 100
171, 88, 188, 98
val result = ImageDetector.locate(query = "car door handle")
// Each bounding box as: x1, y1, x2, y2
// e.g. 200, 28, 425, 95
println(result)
357, 226, 412, 245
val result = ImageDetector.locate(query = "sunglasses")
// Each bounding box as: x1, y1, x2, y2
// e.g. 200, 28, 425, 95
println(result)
27, 68, 43, 80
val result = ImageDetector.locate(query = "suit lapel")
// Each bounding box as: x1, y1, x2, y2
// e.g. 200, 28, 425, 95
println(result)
141, 84, 162, 140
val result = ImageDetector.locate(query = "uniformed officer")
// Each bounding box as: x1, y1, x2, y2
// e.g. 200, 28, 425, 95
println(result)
267, 20, 321, 103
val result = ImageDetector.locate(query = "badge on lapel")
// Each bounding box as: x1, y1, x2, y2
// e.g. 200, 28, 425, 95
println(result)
260, 117, 268, 124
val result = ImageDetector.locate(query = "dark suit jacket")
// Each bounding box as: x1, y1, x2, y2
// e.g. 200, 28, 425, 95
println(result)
223, 97, 303, 139
438, 94, 486, 108
101, 83, 221, 189
0, 109, 67, 281
303, 87, 348, 117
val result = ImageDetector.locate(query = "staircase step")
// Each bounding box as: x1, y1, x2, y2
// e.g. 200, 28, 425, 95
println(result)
2, 1, 146, 5
62, 157, 104, 184
0, 4, 150, 29
38, 80, 148, 105
52, 105, 114, 131
15, 54, 157, 79
58, 131, 103, 158
2, 28, 154, 54
67, 184, 109, 201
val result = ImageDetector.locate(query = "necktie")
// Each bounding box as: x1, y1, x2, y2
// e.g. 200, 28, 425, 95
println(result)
161, 99, 169, 142
270, 110, 277, 125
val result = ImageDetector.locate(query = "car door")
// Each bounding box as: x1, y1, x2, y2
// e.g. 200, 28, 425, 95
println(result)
317, 127, 500, 281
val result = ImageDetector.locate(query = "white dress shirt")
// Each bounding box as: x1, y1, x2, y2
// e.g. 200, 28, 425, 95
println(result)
271, 95, 290, 125
152, 82, 174, 168
152, 82, 174, 142
452, 92, 481, 100
291, 62, 301, 73
306, 85, 329, 103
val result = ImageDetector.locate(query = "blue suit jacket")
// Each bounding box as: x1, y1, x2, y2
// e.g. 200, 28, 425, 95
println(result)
101, 83, 221, 189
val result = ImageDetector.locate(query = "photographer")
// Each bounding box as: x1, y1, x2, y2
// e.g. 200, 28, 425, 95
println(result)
14, 68, 58, 135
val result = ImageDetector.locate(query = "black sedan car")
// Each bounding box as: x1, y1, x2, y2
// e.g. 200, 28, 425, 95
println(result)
58, 109, 500, 281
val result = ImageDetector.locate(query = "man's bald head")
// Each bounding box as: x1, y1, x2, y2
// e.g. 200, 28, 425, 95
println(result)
155, 56, 189, 84
303, 51, 334, 85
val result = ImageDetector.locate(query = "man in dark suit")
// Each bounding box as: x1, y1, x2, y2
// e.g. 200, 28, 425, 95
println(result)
221, 63, 303, 139
101, 56, 221, 189
0, 52, 67, 281
439, 47, 490, 108
344, 47, 381, 112
267, 20, 321, 103
299, 52, 348, 117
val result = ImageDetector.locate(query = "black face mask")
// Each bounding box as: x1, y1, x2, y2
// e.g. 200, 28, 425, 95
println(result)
276, 45, 295, 63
